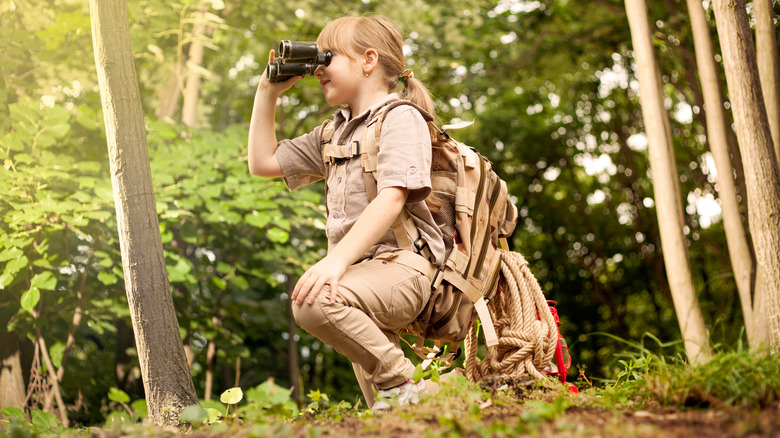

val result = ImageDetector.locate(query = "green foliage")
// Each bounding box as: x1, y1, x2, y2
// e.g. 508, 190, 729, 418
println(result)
179, 379, 299, 430
597, 340, 780, 409
0, 408, 64, 436
1, 0, 767, 429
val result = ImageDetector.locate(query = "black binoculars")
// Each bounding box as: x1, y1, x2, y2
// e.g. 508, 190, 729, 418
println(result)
266, 40, 332, 82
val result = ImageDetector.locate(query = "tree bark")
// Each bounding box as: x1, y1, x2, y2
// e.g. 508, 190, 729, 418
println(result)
713, 0, 780, 352
685, 0, 755, 345
90, 0, 199, 426
625, 0, 710, 363
754, 0, 780, 169
0, 332, 26, 410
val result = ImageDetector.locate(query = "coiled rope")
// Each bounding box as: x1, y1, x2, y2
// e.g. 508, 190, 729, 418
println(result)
464, 250, 558, 382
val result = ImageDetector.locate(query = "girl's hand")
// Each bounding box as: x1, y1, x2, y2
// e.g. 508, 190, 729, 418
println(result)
257, 50, 302, 96
292, 255, 349, 306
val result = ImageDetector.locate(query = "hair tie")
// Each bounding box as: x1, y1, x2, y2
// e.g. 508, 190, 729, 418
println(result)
398, 69, 414, 83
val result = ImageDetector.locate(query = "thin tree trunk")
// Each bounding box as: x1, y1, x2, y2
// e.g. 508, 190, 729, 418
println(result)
626, 0, 710, 363
0, 332, 26, 410
36, 332, 68, 426
90, 0, 199, 426
754, 0, 780, 169
713, 0, 780, 352
42, 246, 95, 410
685, 0, 755, 344
287, 279, 300, 403
181, 6, 209, 127
203, 319, 217, 402
156, 63, 184, 121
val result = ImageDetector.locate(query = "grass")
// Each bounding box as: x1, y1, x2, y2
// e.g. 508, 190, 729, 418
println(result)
2, 343, 780, 437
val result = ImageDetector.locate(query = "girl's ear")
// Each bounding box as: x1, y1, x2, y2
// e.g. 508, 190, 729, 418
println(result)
363, 49, 379, 75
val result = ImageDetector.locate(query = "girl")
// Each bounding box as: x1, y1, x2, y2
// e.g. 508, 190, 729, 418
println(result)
247, 16, 446, 412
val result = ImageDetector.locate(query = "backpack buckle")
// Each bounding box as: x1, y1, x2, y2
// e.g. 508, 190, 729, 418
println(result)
431, 267, 444, 290
412, 236, 428, 253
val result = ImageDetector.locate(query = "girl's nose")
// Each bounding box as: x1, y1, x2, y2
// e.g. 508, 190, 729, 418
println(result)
314, 64, 325, 79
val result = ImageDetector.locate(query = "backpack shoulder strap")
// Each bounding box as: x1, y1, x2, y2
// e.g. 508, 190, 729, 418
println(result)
360, 100, 437, 259
360, 99, 435, 193
320, 119, 335, 176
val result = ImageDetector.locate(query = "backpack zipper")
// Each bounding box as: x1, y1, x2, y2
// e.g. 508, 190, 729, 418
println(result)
463, 155, 487, 279
473, 176, 503, 276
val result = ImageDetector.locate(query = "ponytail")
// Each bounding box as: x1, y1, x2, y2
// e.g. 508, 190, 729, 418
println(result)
399, 76, 436, 119
397, 71, 438, 139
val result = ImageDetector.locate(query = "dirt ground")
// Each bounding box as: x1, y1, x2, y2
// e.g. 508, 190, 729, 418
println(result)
283, 402, 780, 438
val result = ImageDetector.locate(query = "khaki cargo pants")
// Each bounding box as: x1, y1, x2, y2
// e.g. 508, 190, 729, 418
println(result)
292, 251, 432, 408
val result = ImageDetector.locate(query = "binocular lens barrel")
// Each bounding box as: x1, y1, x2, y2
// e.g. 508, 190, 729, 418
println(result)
266, 62, 318, 82
278, 40, 320, 60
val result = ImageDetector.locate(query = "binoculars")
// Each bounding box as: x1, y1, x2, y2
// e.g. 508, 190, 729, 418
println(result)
266, 40, 332, 82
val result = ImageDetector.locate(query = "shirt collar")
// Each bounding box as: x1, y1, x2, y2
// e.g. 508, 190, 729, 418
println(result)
333, 93, 400, 126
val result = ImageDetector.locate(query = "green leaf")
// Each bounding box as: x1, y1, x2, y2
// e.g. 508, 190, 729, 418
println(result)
30, 271, 56, 291
97, 271, 119, 286
131, 399, 148, 418
108, 387, 131, 404
30, 409, 60, 432
179, 405, 208, 424
205, 408, 222, 423
246, 379, 292, 407
244, 211, 271, 228
49, 342, 65, 369
230, 275, 249, 290
1, 406, 26, 423
220, 387, 243, 405
211, 276, 226, 290
266, 227, 289, 244
0, 247, 23, 262
21, 287, 40, 312
4, 255, 29, 277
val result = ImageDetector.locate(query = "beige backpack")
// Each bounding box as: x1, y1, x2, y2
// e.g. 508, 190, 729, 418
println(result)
321, 99, 518, 360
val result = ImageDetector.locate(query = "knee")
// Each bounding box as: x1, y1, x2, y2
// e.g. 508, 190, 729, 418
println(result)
291, 295, 330, 333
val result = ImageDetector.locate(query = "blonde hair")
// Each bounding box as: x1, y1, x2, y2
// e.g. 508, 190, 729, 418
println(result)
317, 16, 436, 119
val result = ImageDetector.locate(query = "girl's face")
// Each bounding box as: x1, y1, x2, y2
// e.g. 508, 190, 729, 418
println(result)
315, 52, 363, 108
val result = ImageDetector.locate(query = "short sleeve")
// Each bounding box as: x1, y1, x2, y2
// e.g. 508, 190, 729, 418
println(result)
275, 122, 328, 190
375, 106, 432, 203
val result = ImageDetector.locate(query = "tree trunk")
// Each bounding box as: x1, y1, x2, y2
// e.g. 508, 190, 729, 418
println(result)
156, 63, 184, 122
685, 0, 756, 345
754, 0, 780, 169
713, 0, 780, 352
181, 6, 209, 127
0, 332, 26, 410
89, 0, 199, 426
287, 279, 300, 403
625, 0, 710, 363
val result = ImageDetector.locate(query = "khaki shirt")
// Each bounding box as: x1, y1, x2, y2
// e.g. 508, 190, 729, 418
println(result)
275, 93, 446, 265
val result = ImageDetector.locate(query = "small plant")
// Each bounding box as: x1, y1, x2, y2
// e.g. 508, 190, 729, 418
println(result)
105, 387, 148, 426
303, 389, 364, 421
0, 407, 64, 436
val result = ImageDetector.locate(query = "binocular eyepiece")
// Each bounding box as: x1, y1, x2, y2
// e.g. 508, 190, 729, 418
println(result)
266, 40, 332, 82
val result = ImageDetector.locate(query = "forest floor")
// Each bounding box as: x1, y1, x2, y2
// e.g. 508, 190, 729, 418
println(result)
147, 374, 779, 438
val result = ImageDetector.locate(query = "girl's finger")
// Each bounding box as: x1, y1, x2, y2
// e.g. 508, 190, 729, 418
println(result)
294, 273, 317, 305
307, 277, 329, 304
328, 280, 339, 304
291, 270, 308, 302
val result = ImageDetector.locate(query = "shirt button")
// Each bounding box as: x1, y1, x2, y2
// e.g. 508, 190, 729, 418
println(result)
333, 212, 340, 218
409, 167, 417, 174
338, 177, 342, 183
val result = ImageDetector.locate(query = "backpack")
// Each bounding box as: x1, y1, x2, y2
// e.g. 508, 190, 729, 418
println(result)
321, 100, 574, 388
